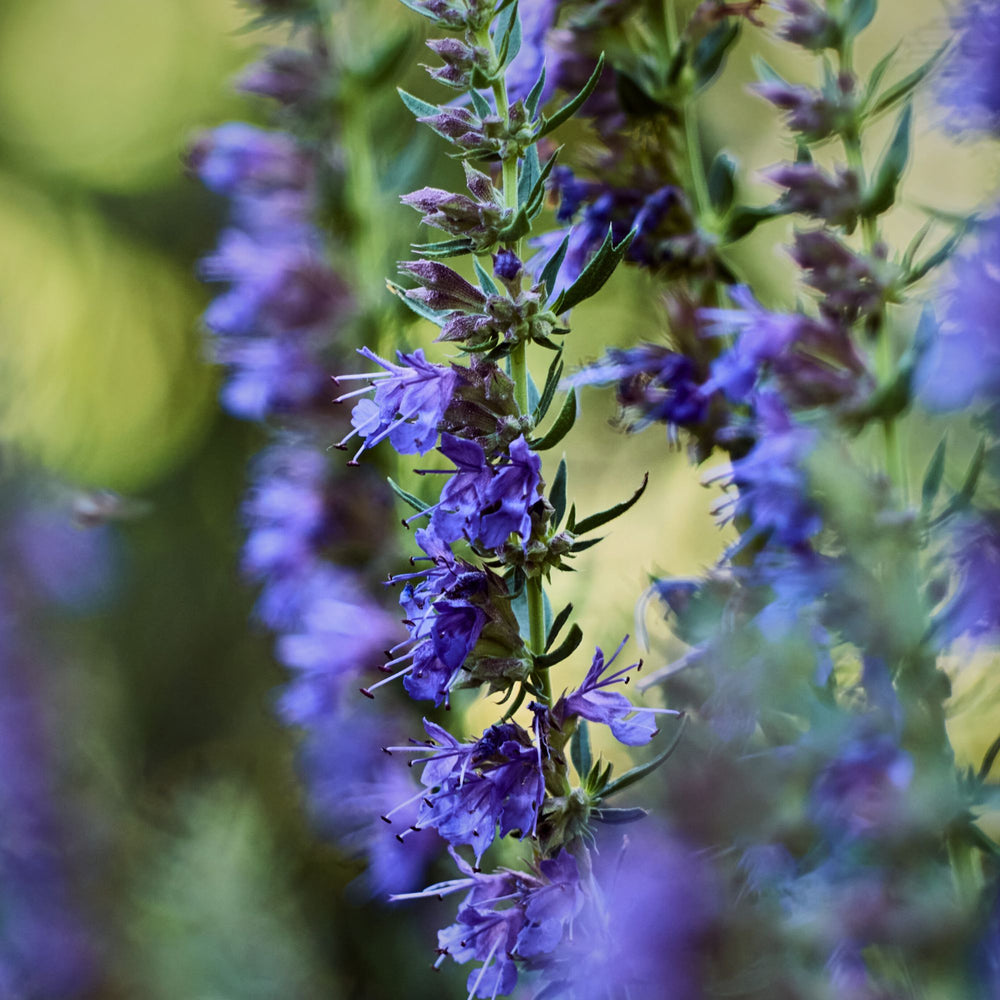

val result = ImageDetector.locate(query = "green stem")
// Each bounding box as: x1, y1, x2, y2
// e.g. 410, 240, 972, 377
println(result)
682, 100, 710, 221
479, 19, 548, 695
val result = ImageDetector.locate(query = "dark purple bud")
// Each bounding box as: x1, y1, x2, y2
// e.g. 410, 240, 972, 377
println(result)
400, 260, 487, 311
791, 230, 888, 320
764, 162, 860, 228
777, 0, 841, 49
493, 250, 522, 282
236, 47, 326, 105
750, 82, 852, 142
418, 107, 483, 141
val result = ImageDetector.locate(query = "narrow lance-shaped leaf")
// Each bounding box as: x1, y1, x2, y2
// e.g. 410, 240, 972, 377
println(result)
540, 232, 571, 300
526, 66, 547, 117
862, 102, 912, 217
592, 807, 649, 824
599, 714, 687, 799
553, 226, 636, 314
518, 144, 540, 211
535, 53, 606, 140
905, 218, 972, 287
708, 152, 737, 216
397, 88, 438, 119
693, 21, 740, 89
532, 389, 577, 451
841, 0, 876, 39
473, 256, 500, 295
387, 477, 429, 514
869, 43, 948, 119
470, 88, 492, 118
546, 602, 573, 652
533, 352, 565, 424
535, 623, 583, 669
863, 42, 901, 106
549, 458, 568, 528
573, 473, 648, 535
921, 437, 947, 515
411, 238, 475, 259
934, 439, 987, 525
570, 720, 592, 781
494, 0, 522, 70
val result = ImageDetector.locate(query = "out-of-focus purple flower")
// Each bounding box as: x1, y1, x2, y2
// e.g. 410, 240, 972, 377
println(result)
566, 344, 709, 435
917, 214, 1000, 412
393, 847, 584, 999
811, 733, 913, 841
300, 710, 440, 897
552, 638, 680, 745
751, 78, 854, 142
504, 0, 560, 103
187, 122, 311, 196
200, 229, 342, 336
237, 46, 327, 105
791, 230, 889, 322
542, 828, 716, 1000
335, 347, 457, 460
714, 395, 822, 550
0, 652, 96, 999
938, 0, 1000, 136
702, 286, 868, 407
935, 511, 1000, 643
763, 161, 860, 228
775, 0, 840, 50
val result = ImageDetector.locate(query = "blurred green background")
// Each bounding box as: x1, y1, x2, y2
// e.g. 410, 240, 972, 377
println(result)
1, 0, 999, 996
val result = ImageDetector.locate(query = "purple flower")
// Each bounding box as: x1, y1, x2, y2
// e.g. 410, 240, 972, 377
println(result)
542, 828, 715, 1000
504, 0, 561, 103
335, 347, 457, 460
938, 0, 1000, 136
200, 229, 342, 336
811, 733, 913, 841
763, 161, 860, 228
476, 435, 542, 548
702, 286, 869, 407
714, 395, 822, 550
553, 638, 680, 745
566, 344, 709, 435
393, 847, 584, 998
187, 122, 311, 196
751, 78, 855, 142
775, 0, 840, 50
217, 336, 328, 420
384, 719, 545, 863
917, 214, 1000, 412
935, 511, 1000, 643
236, 46, 327, 105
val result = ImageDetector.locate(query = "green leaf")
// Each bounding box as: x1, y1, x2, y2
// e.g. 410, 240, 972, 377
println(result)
552, 225, 635, 314
707, 151, 737, 216
570, 721, 593, 781
540, 233, 571, 299
566, 502, 576, 533
863, 42, 901, 105
518, 144, 540, 212
574, 473, 648, 535
841, 0, 876, 39
355, 29, 412, 89
470, 88, 492, 118
533, 352, 565, 424
693, 21, 740, 89
396, 0, 439, 20
921, 437, 947, 515
569, 536, 603, 553
526, 66, 547, 117
535, 52, 605, 139
869, 43, 948, 119
386, 279, 448, 326
592, 806, 649, 824
535, 623, 583, 669
862, 103, 912, 218
522, 146, 561, 220
494, 0, 522, 69
397, 88, 438, 120
545, 602, 573, 652
752, 55, 790, 87
905, 219, 971, 287
532, 389, 577, 451
387, 477, 429, 514
934, 439, 987, 524
473, 256, 500, 295
411, 238, 475, 259
600, 714, 687, 799
549, 457, 568, 528
724, 203, 783, 242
